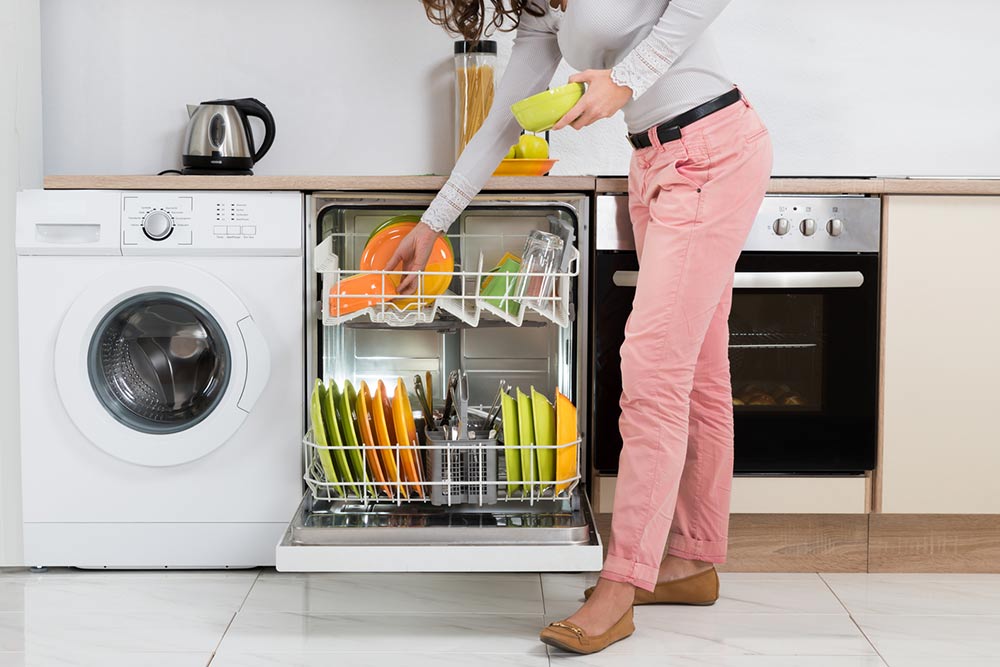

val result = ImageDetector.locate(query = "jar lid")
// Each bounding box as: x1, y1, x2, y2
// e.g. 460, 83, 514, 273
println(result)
455, 40, 498, 55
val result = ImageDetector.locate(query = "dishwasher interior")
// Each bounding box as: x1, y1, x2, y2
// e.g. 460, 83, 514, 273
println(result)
277, 192, 602, 572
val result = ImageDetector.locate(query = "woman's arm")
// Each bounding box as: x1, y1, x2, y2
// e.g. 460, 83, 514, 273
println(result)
422, 18, 562, 233
610, 0, 734, 99
552, 0, 733, 131
390, 13, 563, 292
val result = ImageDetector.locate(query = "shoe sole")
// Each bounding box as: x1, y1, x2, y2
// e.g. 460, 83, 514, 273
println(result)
583, 591, 719, 606
540, 630, 634, 655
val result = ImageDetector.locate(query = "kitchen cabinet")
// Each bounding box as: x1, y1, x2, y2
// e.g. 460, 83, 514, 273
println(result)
881, 196, 1000, 513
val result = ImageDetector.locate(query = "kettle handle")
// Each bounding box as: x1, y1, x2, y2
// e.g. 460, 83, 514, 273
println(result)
232, 98, 276, 164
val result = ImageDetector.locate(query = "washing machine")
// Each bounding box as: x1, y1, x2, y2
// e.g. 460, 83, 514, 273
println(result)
16, 190, 304, 568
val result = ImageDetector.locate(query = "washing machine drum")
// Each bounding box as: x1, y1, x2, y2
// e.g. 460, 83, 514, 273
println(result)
90, 293, 231, 434
55, 262, 271, 467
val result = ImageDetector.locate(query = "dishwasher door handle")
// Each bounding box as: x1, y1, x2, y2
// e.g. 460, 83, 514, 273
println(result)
611, 270, 865, 289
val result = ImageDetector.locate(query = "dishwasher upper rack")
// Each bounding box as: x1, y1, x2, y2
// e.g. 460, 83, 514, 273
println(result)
301, 428, 583, 507
315, 229, 579, 329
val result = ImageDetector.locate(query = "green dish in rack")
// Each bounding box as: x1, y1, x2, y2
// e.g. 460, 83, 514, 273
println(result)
501, 390, 522, 496
531, 386, 556, 492
516, 388, 538, 495
323, 380, 359, 496
310, 380, 341, 497
340, 380, 377, 498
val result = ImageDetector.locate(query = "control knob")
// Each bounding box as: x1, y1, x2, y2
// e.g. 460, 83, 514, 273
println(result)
142, 210, 174, 241
827, 218, 844, 237
772, 217, 790, 236
800, 218, 817, 236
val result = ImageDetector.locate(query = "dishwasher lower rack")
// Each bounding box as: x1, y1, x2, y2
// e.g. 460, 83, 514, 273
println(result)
302, 429, 583, 507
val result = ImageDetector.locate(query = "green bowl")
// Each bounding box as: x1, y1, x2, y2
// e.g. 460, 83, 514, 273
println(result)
511, 83, 585, 132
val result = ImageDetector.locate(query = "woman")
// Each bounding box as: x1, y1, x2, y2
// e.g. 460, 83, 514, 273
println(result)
390, 0, 772, 654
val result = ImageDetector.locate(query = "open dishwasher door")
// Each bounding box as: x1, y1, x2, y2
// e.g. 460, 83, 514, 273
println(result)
276, 192, 603, 572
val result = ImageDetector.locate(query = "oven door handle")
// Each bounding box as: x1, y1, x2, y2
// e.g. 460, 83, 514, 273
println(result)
611, 270, 865, 289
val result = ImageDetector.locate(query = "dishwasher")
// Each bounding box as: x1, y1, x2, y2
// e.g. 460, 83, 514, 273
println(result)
276, 191, 603, 572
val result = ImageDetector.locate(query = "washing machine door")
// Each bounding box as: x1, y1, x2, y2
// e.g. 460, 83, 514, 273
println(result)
54, 262, 271, 466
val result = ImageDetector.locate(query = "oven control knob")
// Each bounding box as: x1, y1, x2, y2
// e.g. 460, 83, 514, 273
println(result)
142, 210, 174, 240
827, 218, 844, 237
800, 218, 817, 236
773, 218, 790, 236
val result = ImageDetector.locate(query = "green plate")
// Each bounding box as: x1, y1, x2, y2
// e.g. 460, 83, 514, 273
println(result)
340, 380, 377, 498
310, 380, 341, 497
531, 387, 556, 492
500, 391, 522, 496
516, 388, 538, 495
323, 380, 359, 496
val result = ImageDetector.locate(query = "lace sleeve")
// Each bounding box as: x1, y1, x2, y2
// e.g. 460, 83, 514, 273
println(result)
611, 0, 733, 99
421, 174, 477, 233
422, 11, 563, 233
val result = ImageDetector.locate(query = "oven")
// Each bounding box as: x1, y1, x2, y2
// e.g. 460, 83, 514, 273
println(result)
591, 192, 881, 475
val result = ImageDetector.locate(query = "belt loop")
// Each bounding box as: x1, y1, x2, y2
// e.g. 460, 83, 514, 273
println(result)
736, 86, 752, 108
648, 126, 663, 151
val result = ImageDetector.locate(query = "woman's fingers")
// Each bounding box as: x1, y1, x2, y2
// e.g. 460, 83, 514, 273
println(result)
553, 100, 586, 131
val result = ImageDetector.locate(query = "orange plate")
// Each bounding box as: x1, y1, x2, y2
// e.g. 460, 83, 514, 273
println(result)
373, 381, 407, 499
358, 381, 393, 499
360, 223, 454, 308
330, 273, 399, 317
396, 377, 426, 483
493, 159, 558, 177
392, 382, 425, 498
555, 390, 578, 494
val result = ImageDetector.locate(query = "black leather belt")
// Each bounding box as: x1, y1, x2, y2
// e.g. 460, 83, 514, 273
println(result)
627, 88, 742, 150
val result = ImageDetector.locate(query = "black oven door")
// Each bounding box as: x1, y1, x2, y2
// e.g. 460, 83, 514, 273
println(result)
592, 251, 879, 475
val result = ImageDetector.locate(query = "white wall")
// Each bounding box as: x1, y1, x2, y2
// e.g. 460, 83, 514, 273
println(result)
1, 0, 43, 566
40, 0, 1000, 178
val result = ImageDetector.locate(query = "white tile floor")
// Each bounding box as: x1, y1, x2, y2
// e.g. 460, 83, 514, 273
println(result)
2, 570, 999, 666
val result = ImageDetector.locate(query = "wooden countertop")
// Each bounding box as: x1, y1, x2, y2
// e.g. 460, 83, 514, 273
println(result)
44, 175, 1000, 196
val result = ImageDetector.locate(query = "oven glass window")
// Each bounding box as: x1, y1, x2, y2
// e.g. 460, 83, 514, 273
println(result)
729, 293, 823, 410
88, 293, 231, 434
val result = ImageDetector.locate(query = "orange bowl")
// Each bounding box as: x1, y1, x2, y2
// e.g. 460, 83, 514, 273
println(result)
330, 273, 398, 317
360, 222, 455, 308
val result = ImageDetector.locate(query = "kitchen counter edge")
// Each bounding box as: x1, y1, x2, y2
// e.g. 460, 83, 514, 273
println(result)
43, 175, 1000, 196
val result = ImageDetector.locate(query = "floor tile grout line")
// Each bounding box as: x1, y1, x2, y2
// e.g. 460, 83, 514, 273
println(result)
819, 573, 892, 667
538, 573, 553, 664
206, 568, 262, 666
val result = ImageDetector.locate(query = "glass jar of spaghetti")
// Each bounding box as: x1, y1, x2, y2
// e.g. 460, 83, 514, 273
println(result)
454, 40, 498, 161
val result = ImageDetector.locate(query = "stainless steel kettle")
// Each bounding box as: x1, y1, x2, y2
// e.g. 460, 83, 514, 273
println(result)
181, 98, 275, 175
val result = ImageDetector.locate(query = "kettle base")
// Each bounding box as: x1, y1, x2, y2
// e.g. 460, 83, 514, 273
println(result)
180, 167, 254, 176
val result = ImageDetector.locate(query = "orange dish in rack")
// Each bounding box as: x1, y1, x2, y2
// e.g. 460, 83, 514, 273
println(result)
392, 380, 425, 499
360, 222, 454, 310
329, 273, 398, 317
493, 159, 558, 177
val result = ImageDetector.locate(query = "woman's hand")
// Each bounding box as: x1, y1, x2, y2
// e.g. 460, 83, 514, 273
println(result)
553, 70, 633, 131
385, 223, 445, 295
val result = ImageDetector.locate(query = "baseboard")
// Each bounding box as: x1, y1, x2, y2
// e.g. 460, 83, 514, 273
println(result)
869, 514, 1000, 573
595, 513, 1000, 573
595, 513, 869, 572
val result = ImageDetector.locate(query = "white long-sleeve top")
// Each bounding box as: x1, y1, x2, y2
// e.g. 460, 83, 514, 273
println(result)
421, 0, 734, 233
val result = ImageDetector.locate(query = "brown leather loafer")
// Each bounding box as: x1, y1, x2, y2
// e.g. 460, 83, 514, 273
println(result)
585, 567, 719, 606
539, 607, 635, 654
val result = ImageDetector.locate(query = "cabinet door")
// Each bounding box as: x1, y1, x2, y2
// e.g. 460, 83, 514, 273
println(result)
882, 196, 1000, 513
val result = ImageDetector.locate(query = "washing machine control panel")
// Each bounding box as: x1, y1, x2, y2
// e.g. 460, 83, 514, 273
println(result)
121, 192, 301, 255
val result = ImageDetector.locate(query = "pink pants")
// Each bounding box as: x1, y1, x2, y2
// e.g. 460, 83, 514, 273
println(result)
602, 94, 773, 592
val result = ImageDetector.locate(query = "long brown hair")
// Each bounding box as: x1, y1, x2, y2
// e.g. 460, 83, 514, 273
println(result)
421, 0, 546, 42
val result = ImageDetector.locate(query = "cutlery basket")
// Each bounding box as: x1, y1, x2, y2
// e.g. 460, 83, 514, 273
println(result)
424, 427, 499, 506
